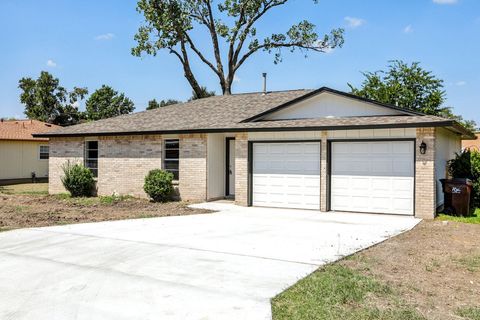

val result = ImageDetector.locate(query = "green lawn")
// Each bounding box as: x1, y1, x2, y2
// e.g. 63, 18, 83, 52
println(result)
437, 208, 480, 224
0, 183, 48, 195
272, 265, 424, 320
456, 307, 480, 320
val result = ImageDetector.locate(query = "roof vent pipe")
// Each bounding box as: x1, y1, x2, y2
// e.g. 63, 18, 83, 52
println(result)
262, 73, 267, 95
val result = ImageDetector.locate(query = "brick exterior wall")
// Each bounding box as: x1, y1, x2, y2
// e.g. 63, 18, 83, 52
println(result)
97, 135, 163, 197
49, 137, 85, 194
49, 134, 209, 202
320, 131, 328, 212
415, 127, 436, 219
234, 133, 249, 206
178, 134, 207, 201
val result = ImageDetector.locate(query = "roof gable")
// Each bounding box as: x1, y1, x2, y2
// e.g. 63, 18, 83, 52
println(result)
242, 87, 421, 122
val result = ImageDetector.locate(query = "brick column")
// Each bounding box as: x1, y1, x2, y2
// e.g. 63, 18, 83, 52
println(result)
415, 127, 436, 219
179, 134, 207, 201
320, 131, 328, 212
235, 133, 249, 206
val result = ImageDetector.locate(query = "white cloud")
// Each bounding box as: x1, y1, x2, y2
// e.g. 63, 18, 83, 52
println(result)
95, 33, 115, 41
46, 59, 57, 67
432, 0, 458, 4
344, 16, 366, 28
233, 75, 241, 83
403, 25, 414, 33
455, 81, 467, 86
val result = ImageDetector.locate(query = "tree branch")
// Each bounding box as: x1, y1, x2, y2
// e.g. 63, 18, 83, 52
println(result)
184, 33, 222, 78
232, 0, 287, 66
234, 41, 325, 72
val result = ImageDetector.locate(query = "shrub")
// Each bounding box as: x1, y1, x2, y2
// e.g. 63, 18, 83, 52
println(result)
447, 149, 480, 208
143, 169, 174, 202
61, 162, 95, 197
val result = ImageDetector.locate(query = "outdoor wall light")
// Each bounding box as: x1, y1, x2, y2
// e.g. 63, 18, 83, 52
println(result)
419, 141, 427, 155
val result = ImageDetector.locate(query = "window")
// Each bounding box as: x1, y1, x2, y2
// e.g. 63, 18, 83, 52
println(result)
39, 145, 49, 160
164, 139, 179, 180
85, 141, 98, 177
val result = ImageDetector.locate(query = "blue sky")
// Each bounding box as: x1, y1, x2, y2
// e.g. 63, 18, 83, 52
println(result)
0, 0, 478, 124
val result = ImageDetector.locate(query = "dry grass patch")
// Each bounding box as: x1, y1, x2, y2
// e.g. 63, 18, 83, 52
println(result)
273, 221, 480, 320
0, 192, 211, 231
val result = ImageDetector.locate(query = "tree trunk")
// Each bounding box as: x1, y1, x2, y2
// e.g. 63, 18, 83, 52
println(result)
222, 74, 233, 95
183, 66, 204, 98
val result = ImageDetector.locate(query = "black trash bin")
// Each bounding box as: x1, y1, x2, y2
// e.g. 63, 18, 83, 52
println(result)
440, 178, 473, 216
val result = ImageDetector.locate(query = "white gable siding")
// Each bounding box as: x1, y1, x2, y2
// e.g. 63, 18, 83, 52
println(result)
263, 92, 404, 120
248, 128, 415, 141
435, 128, 462, 207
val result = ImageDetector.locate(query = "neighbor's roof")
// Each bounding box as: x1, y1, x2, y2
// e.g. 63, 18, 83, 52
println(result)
0, 119, 60, 141
33, 87, 475, 139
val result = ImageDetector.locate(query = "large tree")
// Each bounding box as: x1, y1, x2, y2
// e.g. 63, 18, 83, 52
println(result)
18, 71, 88, 126
349, 60, 476, 131
84, 85, 135, 121
132, 0, 344, 97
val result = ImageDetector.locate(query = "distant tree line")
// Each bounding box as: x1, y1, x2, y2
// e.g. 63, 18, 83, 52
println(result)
19, 71, 134, 126
19, 71, 215, 126
349, 60, 476, 131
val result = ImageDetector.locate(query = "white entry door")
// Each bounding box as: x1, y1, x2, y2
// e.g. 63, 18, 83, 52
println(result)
228, 139, 235, 196
252, 142, 321, 210
331, 141, 414, 215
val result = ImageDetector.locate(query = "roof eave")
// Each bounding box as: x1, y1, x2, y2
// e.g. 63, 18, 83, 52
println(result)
33, 120, 460, 138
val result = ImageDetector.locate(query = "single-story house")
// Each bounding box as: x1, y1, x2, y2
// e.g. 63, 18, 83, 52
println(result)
0, 119, 59, 183
34, 87, 475, 219
462, 132, 480, 150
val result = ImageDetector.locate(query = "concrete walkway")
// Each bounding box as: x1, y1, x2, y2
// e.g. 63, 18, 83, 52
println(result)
0, 203, 420, 320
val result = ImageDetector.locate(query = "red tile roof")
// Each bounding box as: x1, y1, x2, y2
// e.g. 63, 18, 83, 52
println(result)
0, 119, 60, 141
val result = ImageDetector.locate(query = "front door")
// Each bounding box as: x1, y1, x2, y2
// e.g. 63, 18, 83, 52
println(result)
228, 139, 235, 196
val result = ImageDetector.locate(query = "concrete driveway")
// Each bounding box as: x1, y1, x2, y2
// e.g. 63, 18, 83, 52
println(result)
0, 203, 419, 320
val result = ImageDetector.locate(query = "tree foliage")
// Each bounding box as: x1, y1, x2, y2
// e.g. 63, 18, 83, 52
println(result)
349, 60, 476, 131
18, 71, 88, 126
147, 98, 181, 110
132, 0, 344, 97
189, 86, 215, 100
84, 85, 135, 121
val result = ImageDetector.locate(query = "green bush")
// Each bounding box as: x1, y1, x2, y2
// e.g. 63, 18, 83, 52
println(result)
61, 162, 95, 197
143, 169, 174, 202
447, 149, 480, 208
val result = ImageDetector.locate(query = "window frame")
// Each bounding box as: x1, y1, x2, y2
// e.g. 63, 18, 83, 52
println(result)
164, 139, 179, 181
84, 140, 99, 178
38, 145, 49, 160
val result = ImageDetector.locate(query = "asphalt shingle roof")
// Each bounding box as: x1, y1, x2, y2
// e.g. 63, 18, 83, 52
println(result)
33, 88, 473, 139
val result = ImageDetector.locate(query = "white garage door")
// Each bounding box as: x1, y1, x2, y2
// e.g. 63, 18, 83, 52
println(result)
331, 141, 414, 215
252, 142, 321, 210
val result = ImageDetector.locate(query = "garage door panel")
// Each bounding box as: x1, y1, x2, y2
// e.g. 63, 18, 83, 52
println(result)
331, 141, 414, 215
253, 142, 320, 210
371, 142, 391, 153
371, 160, 393, 174
393, 141, 413, 154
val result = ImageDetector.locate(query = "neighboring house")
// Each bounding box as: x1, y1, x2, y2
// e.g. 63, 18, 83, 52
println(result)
0, 119, 59, 183
34, 87, 475, 219
462, 132, 480, 150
